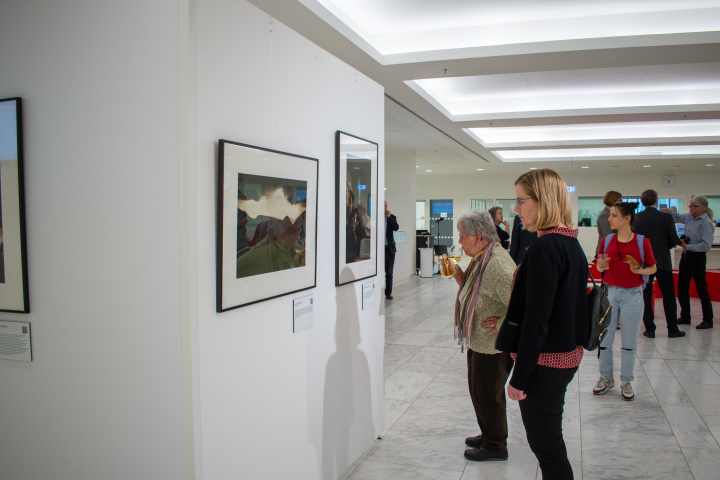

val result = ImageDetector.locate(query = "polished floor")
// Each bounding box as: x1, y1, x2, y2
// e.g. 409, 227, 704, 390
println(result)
347, 275, 720, 480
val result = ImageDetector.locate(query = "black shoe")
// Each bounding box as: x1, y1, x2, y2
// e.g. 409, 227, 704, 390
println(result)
643, 331, 655, 338
464, 447, 508, 462
677, 318, 691, 325
385, 295, 393, 300
697, 321, 713, 329
668, 330, 686, 338
465, 435, 483, 448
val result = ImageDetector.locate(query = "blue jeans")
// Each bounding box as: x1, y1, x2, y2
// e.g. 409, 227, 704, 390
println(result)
598, 286, 644, 382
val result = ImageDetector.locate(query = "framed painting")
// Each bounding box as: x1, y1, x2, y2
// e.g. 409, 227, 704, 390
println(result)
217, 140, 318, 312
0, 97, 29, 313
335, 131, 378, 286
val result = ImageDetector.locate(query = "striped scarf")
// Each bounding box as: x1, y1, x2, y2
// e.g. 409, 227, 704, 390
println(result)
454, 242, 497, 352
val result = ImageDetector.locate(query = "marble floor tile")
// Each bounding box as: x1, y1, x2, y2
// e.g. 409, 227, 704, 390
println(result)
682, 383, 720, 416
347, 460, 462, 480
662, 405, 719, 449
403, 380, 475, 420
647, 374, 694, 407
639, 357, 675, 377
384, 370, 433, 402
411, 315, 454, 332
399, 347, 456, 377
393, 331, 438, 346
580, 396, 672, 435
425, 332, 458, 348
701, 414, 720, 444
365, 414, 478, 471
666, 359, 720, 386
682, 448, 720, 480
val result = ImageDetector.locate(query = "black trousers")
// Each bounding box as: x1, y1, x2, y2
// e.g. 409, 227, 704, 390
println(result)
518, 365, 577, 480
643, 270, 679, 333
385, 246, 395, 297
678, 251, 714, 323
467, 349, 513, 454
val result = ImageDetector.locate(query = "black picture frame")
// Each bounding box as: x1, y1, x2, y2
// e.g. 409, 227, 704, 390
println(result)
335, 131, 378, 286
216, 140, 318, 312
0, 97, 30, 313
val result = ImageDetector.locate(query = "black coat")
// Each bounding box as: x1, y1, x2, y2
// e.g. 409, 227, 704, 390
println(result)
633, 206, 680, 271
385, 214, 398, 254
502, 232, 588, 391
509, 215, 537, 265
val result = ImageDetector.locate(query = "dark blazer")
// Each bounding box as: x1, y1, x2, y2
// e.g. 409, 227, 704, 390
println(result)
385, 214, 399, 254
501, 232, 589, 391
496, 225, 510, 249
633, 206, 680, 271
509, 215, 537, 265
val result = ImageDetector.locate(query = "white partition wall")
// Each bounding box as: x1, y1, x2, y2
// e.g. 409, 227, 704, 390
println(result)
193, 1, 385, 479
0, 1, 385, 479
0, 1, 187, 479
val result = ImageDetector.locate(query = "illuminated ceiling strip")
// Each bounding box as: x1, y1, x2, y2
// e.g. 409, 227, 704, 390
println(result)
494, 145, 720, 161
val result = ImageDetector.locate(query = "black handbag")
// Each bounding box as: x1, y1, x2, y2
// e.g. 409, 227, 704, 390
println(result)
585, 271, 611, 351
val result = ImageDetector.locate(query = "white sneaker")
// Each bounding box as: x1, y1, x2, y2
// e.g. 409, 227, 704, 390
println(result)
620, 381, 635, 401
593, 376, 615, 395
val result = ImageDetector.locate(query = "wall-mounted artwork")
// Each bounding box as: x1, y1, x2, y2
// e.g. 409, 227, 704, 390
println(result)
0, 97, 29, 313
217, 140, 318, 312
335, 131, 378, 286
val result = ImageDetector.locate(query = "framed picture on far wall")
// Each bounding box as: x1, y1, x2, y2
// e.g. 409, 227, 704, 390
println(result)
216, 140, 318, 312
335, 131, 378, 286
0, 97, 30, 313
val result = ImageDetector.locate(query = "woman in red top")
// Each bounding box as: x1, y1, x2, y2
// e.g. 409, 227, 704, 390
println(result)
595, 202, 657, 401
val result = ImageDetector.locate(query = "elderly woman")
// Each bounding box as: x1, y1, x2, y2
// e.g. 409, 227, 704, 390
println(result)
452, 211, 516, 462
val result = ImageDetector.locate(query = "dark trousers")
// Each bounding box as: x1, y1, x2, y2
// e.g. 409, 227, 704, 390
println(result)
518, 365, 577, 480
385, 246, 395, 297
467, 349, 513, 454
643, 270, 679, 333
678, 251, 714, 323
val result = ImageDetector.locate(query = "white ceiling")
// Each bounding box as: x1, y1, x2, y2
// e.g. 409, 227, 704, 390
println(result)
249, 0, 720, 176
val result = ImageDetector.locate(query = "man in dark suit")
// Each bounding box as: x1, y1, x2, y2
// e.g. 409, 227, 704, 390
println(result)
509, 215, 537, 265
385, 201, 399, 300
633, 189, 684, 338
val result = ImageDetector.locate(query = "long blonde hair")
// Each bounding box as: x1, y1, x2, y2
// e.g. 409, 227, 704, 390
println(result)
514, 169, 573, 232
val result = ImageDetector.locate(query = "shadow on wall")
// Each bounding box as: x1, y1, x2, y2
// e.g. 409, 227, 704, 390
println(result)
321, 268, 376, 480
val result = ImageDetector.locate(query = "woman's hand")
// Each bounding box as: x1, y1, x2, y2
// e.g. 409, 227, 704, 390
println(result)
507, 384, 526, 401
483, 316, 500, 336
453, 263, 464, 286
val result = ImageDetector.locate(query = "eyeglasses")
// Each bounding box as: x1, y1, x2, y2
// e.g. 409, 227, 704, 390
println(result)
516, 197, 534, 206
458, 234, 475, 241
689, 204, 700, 209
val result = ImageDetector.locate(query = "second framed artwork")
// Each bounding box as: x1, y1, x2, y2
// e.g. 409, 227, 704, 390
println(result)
217, 140, 318, 312
335, 131, 378, 286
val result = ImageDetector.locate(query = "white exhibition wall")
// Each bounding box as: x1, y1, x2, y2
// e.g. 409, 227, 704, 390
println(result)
416, 169, 720, 258
194, 1, 385, 479
385, 150, 417, 286
0, 1, 385, 480
0, 1, 187, 479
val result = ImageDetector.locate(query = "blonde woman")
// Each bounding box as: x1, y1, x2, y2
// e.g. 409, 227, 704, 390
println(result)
498, 168, 588, 479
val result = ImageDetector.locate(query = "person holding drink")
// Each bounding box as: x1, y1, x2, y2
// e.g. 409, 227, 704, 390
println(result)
594, 201, 657, 401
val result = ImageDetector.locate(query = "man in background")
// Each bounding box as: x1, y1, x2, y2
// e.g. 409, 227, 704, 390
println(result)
385, 201, 399, 300
664, 196, 716, 329
509, 215, 537, 265
633, 189, 684, 338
